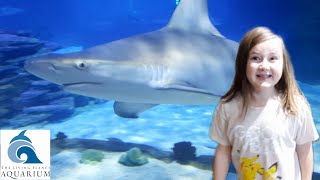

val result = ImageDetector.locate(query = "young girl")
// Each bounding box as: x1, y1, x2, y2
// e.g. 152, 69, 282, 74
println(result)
210, 27, 319, 180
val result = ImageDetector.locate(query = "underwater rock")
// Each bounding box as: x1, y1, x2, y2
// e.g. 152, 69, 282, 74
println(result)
31, 80, 54, 87
20, 104, 74, 123
107, 137, 123, 142
0, 30, 61, 61
23, 104, 73, 114
14, 89, 53, 109
8, 113, 52, 128
0, 65, 19, 73
55, 132, 67, 141
0, 33, 38, 46
172, 141, 196, 164
0, 84, 15, 93
13, 90, 48, 107
47, 136, 320, 176
13, 98, 41, 110
20, 89, 50, 99
44, 91, 69, 101
0, 95, 10, 102
47, 98, 75, 120
12, 88, 75, 121
73, 95, 89, 107
16, 104, 73, 124
52, 138, 172, 162
3, 30, 31, 37
50, 137, 217, 170
118, 147, 149, 166
0, 74, 25, 85
190, 155, 214, 171
79, 149, 105, 164
0, 42, 44, 60
49, 97, 75, 108
92, 98, 108, 105
0, 108, 10, 118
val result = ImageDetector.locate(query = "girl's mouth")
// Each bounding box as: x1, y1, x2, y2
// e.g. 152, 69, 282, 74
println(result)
257, 74, 272, 78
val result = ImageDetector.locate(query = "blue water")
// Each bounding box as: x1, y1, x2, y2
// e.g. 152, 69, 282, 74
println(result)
1, 0, 319, 179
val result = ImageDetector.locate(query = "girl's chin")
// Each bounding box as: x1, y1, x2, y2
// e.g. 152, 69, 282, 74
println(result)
252, 84, 276, 91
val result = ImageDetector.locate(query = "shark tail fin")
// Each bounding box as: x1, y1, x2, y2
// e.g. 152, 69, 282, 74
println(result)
166, 0, 224, 37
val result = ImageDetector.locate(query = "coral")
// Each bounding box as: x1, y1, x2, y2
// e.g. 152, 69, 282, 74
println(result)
118, 147, 149, 166
172, 141, 196, 164
79, 149, 105, 164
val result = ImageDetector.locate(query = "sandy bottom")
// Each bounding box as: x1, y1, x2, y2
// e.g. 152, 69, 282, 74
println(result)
51, 149, 216, 180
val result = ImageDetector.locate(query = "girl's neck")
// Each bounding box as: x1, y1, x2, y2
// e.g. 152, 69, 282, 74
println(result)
249, 88, 278, 107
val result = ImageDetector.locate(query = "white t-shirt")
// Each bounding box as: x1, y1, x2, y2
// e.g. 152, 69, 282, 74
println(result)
210, 95, 319, 180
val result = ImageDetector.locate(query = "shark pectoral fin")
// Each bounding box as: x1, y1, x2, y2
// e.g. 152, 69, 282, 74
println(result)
113, 101, 158, 118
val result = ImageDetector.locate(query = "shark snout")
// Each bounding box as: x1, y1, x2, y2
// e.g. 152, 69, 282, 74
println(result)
24, 57, 62, 84
24, 58, 38, 72
24, 58, 53, 74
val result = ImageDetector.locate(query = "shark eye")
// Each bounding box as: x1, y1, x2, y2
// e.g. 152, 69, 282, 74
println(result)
77, 62, 87, 70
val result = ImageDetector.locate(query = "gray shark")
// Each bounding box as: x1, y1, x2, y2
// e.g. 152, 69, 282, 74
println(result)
24, 0, 238, 118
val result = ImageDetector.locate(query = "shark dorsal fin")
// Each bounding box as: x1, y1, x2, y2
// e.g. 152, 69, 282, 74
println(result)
166, 0, 224, 37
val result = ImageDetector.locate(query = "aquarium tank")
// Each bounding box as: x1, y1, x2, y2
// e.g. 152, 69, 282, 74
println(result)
0, 0, 319, 179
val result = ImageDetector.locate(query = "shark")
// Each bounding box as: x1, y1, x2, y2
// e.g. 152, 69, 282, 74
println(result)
24, 0, 238, 118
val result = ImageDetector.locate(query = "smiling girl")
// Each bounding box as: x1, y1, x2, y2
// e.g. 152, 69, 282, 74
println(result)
210, 27, 319, 180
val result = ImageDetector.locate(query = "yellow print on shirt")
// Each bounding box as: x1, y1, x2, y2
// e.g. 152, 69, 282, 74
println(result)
240, 155, 262, 180
240, 155, 281, 180
258, 162, 281, 180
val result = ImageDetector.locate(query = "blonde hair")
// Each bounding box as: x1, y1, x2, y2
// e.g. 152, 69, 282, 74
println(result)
221, 27, 307, 115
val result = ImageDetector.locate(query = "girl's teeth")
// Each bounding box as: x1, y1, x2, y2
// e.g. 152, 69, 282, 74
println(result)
257, 74, 271, 78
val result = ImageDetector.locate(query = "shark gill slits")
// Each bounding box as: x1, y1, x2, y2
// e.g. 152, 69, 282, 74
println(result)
49, 63, 57, 71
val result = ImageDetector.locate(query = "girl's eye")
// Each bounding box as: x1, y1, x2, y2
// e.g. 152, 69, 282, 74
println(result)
250, 56, 260, 61
270, 56, 278, 61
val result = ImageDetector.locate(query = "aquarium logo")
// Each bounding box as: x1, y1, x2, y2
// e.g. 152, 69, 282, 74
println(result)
7, 130, 43, 164
0, 130, 50, 180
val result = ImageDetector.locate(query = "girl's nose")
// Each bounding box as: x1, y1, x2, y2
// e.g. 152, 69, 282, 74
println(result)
258, 59, 269, 70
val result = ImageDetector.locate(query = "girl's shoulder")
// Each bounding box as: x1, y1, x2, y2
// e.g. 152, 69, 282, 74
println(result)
295, 95, 311, 113
288, 94, 311, 116
219, 94, 242, 111
294, 94, 310, 108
